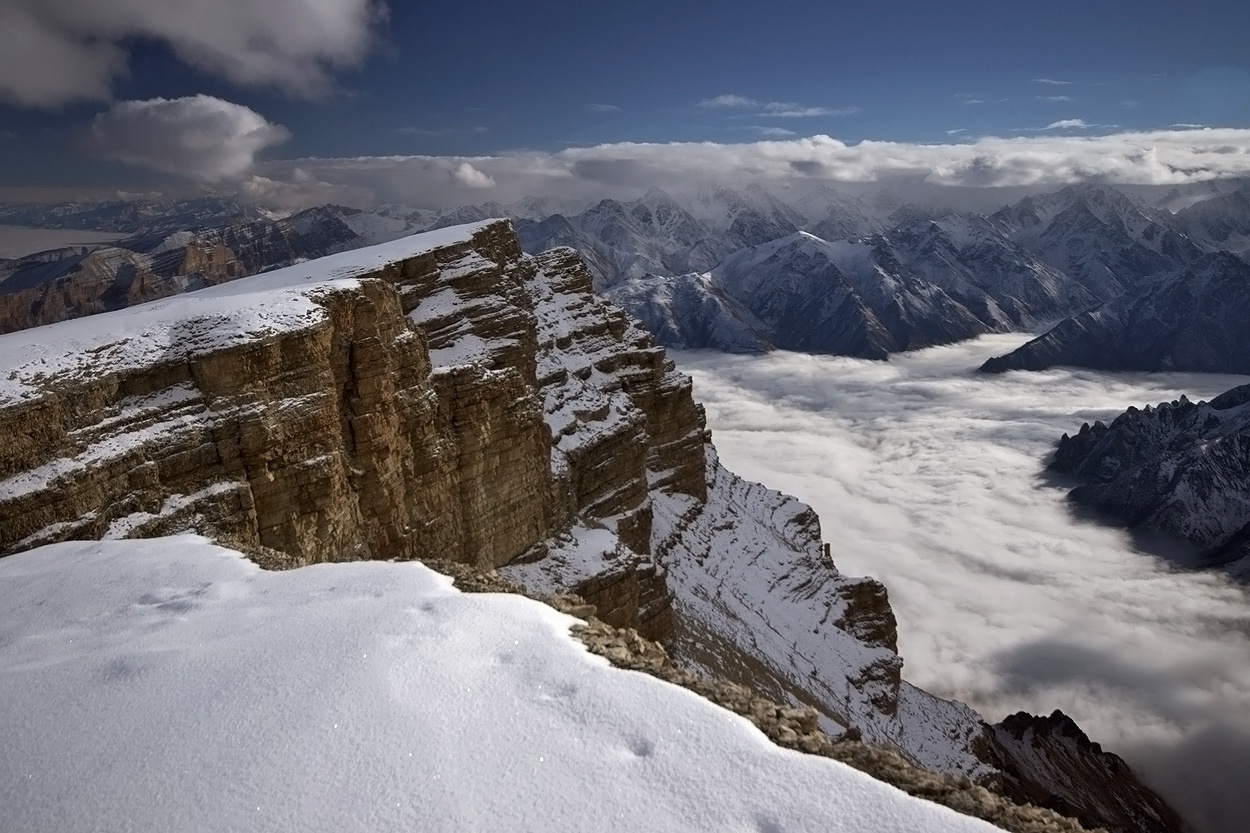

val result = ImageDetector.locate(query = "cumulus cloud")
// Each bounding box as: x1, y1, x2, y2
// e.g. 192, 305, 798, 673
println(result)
450, 162, 495, 189
675, 337, 1250, 833
89, 95, 290, 182
252, 127, 1250, 208
0, 0, 384, 107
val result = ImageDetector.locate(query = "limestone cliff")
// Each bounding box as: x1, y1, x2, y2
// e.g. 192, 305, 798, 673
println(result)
0, 220, 1183, 833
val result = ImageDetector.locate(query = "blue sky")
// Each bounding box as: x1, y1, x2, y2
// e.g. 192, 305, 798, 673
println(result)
0, 0, 1248, 204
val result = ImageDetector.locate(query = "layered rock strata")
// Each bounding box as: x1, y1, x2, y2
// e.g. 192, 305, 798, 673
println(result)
0, 220, 1185, 832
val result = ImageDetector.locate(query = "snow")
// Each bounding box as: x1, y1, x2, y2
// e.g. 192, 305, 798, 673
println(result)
0, 536, 998, 833
0, 221, 501, 403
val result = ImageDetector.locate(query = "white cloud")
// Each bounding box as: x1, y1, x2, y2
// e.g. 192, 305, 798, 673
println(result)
1045, 118, 1092, 129
588, 103, 623, 113
698, 96, 855, 118
699, 94, 759, 109
89, 95, 290, 182
1123, 100, 1140, 109
760, 103, 861, 118
741, 126, 798, 137
450, 162, 495, 189
0, 0, 384, 107
1035, 77, 1074, 85
395, 126, 489, 136
676, 339, 1250, 833
1013, 119, 1121, 133
946, 128, 967, 136
1036, 95, 1073, 103
252, 126, 1250, 208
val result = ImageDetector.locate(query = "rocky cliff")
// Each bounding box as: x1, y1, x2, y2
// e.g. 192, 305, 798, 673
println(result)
1050, 385, 1250, 577
0, 220, 1183, 832
0, 205, 366, 334
989, 711, 1191, 833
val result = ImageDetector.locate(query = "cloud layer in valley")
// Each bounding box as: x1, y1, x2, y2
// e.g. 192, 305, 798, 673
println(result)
89, 96, 291, 182
0, 0, 384, 107
249, 127, 1250, 209
675, 336, 1250, 833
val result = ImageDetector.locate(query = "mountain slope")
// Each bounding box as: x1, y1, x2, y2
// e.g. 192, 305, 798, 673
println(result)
1049, 384, 1250, 577
981, 252, 1250, 374
0, 205, 368, 334
0, 537, 1013, 833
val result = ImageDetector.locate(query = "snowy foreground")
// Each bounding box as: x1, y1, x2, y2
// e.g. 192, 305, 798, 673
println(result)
0, 537, 997, 833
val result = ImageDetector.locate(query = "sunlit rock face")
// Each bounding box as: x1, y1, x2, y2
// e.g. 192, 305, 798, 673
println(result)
0, 220, 1187, 832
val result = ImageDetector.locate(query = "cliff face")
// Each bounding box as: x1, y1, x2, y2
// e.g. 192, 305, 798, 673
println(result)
0, 220, 1185, 832
0, 206, 365, 335
1051, 385, 1250, 577
989, 711, 1192, 833
0, 218, 929, 753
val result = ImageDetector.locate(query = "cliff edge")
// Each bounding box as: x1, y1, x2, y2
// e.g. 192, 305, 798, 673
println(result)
0, 220, 1184, 832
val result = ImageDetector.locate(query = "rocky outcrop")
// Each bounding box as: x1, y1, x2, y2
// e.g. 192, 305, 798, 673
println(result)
0, 206, 366, 334
0, 219, 1189, 833
0, 221, 706, 641
1049, 385, 1250, 577
988, 711, 1191, 833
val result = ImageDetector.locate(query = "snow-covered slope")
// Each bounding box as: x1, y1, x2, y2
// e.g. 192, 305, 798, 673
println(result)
988, 185, 1202, 300
0, 205, 371, 334
1173, 188, 1250, 260
1049, 383, 1250, 577
610, 231, 997, 358
0, 222, 1191, 833
0, 196, 280, 233
604, 272, 772, 352
652, 447, 997, 780
981, 252, 1250, 374
0, 536, 1003, 833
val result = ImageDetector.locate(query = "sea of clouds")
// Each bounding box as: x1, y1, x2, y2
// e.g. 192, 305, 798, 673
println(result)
675, 334, 1250, 833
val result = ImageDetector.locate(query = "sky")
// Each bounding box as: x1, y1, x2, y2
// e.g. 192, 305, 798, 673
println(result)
676, 337, 1250, 833
0, 0, 1248, 207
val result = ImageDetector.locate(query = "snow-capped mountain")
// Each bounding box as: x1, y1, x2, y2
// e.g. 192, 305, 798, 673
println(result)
1173, 187, 1250, 260
610, 231, 998, 359
8, 180, 1250, 373
0, 196, 280, 234
987, 184, 1204, 301
980, 251, 1250, 374
1049, 384, 1250, 578
879, 213, 1095, 328
0, 205, 366, 333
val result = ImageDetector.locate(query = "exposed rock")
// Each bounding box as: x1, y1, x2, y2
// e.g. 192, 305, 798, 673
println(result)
981, 252, 1250, 375
431, 558, 1105, 833
0, 219, 1189, 833
988, 711, 1190, 833
0, 205, 366, 334
1049, 385, 1250, 576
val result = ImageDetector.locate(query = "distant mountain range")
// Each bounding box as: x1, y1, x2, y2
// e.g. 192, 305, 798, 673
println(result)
2, 179, 1249, 373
